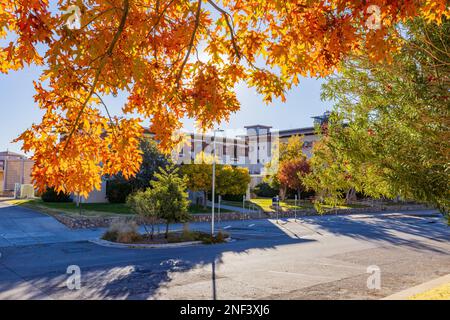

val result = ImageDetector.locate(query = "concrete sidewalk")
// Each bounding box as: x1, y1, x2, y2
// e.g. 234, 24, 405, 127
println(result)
206, 200, 259, 214
0, 202, 103, 247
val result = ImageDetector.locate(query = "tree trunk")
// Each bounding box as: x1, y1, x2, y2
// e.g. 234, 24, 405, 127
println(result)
203, 191, 207, 209
151, 222, 154, 239
280, 186, 287, 201
165, 222, 169, 239
345, 188, 356, 204
183, 222, 190, 236
142, 222, 150, 238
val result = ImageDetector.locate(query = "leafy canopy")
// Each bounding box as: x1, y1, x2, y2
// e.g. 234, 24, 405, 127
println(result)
1, 0, 448, 196
182, 151, 250, 197
277, 158, 310, 197
265, 134, 305, 190
305, 18, 450, 212
110, 137, 170, 190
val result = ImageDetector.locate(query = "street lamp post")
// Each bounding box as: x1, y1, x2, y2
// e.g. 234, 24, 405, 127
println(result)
211, 129, 223, 236
218, 195, 221, 227
294, 194, 297, 222
242, 195, 246, 220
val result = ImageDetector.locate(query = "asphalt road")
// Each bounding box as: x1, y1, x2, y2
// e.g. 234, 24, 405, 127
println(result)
0, 208, 449, 299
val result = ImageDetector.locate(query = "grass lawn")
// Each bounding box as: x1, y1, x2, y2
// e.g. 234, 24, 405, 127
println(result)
222, 198, 368, 213
9, 199, 225, 217
188, 204, 233, 214
220, 198, 307, 212
8, 199, 133, 217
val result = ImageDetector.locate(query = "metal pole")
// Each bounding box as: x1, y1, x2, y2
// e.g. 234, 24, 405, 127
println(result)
211, 130, 216, 236
276, 195, 279, 223
294, 194, 297, 222
218, 195, 221, 227
242, 195, 245, 220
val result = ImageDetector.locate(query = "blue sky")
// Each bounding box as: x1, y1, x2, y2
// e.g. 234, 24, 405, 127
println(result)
0, 65, 331, 154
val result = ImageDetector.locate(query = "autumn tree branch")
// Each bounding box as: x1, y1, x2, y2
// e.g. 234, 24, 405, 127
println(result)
146, 0, 176, 39
207, 0, 241, 59
175, 0, 202, 86
63, 0, 130, 151
93, 92, 118, 138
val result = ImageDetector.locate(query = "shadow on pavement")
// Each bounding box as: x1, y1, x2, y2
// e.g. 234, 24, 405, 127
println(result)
0, 219, 313, 300
1, 212, 448, 300
296, 213, 449, 254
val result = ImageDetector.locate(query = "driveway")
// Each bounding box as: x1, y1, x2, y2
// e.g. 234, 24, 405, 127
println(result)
0, 202, 102, 247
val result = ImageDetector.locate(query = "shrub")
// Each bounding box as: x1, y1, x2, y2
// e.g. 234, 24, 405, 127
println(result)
102, 230, 118, 242
116, 231, 142, 243
167, 230, 197, 243
102, 221, 141, 243
252, 182, 278, 198
220, 194, 245, 202
106, 180, 133, 203
41, 187, 72, 203
201, 231, 229, 244
215, 231, 226, 243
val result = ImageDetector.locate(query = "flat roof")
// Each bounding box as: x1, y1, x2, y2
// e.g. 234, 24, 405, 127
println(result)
278, 127, 316, 137
244, 125, 273, 129
0, 150, 27, 158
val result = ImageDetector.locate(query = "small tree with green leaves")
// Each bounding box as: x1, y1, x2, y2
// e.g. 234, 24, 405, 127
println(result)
127, 190, 158, 239
151, 165, 190, 238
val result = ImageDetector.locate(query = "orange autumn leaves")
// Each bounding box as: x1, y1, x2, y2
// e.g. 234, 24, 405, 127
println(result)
1, 0, 449, 196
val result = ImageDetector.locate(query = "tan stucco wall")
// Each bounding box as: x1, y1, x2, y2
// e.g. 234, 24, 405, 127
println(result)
82, 179, 108, 203
3, 159, 34, 191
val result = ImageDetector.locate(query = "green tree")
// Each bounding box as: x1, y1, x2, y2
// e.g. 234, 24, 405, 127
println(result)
183, 159, 250, 204
307, 18, 450, 214
129, 138, 171, 190
304, 137, 390, 211
127, 190, 158, 239
108, 137, 170, 193
181, 154, 212, 207
216, 166, 251, 197
150, 165, 190, 238
252, 182, 278, 198
279, 135, 305, 162
182, 152, 250, 206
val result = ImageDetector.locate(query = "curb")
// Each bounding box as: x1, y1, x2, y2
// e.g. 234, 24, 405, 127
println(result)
382, 274, 450, 300
90, 238, 203, 249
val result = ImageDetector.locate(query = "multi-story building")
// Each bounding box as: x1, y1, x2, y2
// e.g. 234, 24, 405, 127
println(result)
172, 113, 326, 175
10, 112, 328, 202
